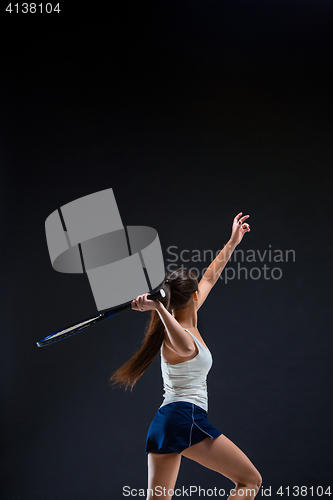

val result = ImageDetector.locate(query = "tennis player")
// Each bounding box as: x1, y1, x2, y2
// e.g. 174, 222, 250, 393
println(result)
110, 213, 261, 500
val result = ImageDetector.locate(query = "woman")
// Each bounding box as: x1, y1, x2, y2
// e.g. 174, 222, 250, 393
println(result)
110, 213, 262, 500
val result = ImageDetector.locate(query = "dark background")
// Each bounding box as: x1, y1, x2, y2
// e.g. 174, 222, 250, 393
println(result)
1, 1, 333, 499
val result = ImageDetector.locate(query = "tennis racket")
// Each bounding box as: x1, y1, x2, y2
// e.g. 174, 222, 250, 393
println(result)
36, 287, 166, 347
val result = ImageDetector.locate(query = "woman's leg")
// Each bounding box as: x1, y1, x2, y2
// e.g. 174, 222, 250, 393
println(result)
181, 434, 262, 500
146, 452, 182, 500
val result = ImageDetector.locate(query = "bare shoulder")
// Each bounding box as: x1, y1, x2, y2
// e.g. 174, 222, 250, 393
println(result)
183, 326, 209, 351
161, 330, 198, 364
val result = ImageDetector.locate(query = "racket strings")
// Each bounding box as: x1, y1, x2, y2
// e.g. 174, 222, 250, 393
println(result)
46, 315, 101, 340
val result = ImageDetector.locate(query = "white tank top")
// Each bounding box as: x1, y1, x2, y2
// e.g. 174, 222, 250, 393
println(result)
159, 329, 213, 412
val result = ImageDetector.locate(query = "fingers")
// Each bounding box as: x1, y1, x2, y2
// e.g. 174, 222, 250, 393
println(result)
235, 213, 250, 224
132, 294, 144, 311
239, 214, 249, 224
131, 293, 152, 312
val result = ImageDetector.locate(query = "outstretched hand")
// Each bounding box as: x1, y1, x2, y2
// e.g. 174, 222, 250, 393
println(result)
131, 293, 159, 312
230, 212, 250, 246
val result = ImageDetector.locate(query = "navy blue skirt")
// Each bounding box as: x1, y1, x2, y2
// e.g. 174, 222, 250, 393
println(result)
145, 401, 222, 454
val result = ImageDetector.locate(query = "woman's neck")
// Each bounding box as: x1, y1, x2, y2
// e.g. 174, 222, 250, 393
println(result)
174, 303, 197, 329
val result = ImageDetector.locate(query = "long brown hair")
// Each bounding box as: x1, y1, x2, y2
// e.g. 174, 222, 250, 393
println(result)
109, 268, 198, 390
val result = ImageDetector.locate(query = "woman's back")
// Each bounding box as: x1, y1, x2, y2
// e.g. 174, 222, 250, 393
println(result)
160, 329, 213, 411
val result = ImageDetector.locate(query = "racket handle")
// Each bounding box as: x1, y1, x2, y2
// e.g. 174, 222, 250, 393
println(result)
147, 287, 166, 301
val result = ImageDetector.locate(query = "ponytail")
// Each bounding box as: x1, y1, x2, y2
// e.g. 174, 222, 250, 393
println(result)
109, 268, 198, 390
109, 306, 168, 391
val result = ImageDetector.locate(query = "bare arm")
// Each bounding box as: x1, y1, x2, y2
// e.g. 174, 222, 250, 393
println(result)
132, 294, 196, 357
197, 212, 250, 310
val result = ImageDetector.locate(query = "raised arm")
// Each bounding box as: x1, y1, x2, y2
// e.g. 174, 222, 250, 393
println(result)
132, 295, 196, 357
196, 212, 250, 310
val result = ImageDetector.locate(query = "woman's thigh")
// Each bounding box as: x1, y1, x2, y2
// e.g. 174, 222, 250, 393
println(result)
147, 452, 182, 499
180, 434, 261, 487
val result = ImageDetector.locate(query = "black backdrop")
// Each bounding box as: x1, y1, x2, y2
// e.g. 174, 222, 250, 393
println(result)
1, 2, 333, 499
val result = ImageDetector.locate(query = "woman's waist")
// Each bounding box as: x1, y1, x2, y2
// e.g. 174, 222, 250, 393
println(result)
160, 391, 208, 412
162, 382, 208, 396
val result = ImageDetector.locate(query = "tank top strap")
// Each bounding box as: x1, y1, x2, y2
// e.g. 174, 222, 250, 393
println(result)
184, 329, 202, 349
